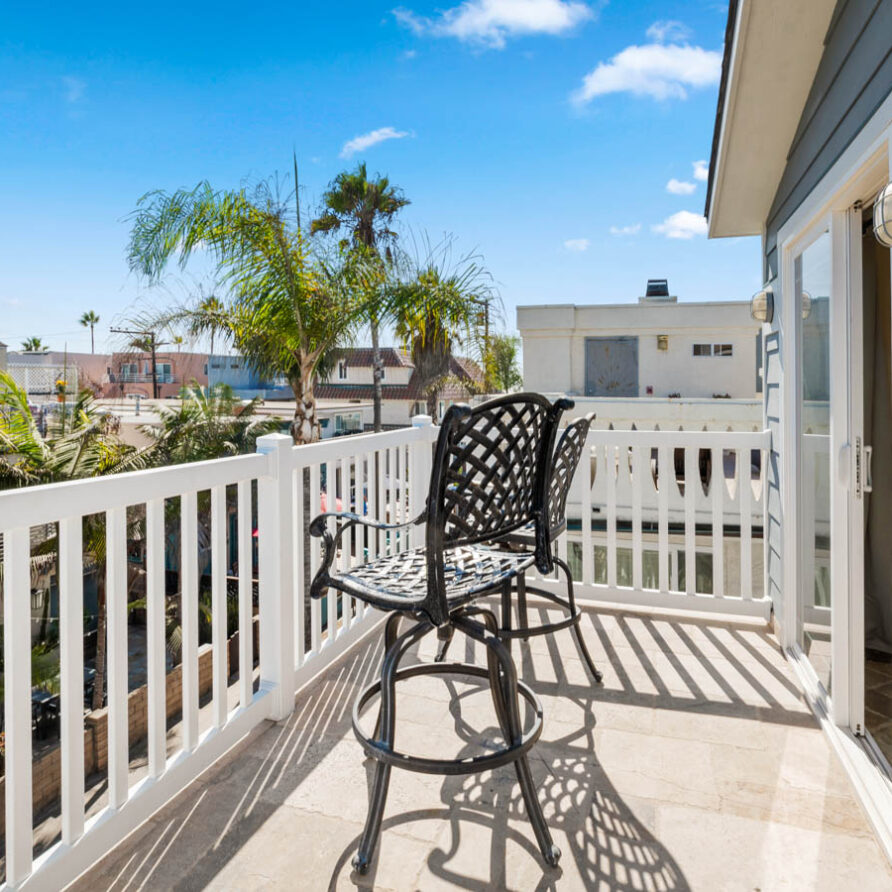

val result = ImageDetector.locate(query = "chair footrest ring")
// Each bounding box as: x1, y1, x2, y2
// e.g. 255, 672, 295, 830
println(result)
500, 584, 580, 638
352, 661, 544, 777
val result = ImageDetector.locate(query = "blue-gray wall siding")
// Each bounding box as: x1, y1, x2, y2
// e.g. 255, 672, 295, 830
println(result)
764, 0, 892, 282
761, 0, 892, 623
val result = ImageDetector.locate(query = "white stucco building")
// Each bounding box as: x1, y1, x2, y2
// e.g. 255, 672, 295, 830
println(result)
518, 282, 762, 400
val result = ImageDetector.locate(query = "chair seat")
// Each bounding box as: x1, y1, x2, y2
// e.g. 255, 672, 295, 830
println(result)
330, 544, 536, 613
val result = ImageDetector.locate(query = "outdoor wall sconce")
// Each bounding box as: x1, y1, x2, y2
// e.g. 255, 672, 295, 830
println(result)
656, 334, 669, 351
750, 285, 774, 324
800, 290, 812, 319
874, 182, 892, 247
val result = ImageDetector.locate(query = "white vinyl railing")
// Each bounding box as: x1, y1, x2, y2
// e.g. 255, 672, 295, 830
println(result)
544, 427, 772, 618
0, 417, 770, 890
0, 418, 437, 891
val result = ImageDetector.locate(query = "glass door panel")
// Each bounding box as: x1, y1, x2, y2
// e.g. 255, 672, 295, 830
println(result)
797, 230, 833, 693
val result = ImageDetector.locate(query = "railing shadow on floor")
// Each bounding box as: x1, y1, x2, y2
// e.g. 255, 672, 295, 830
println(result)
71, 602, 812, 891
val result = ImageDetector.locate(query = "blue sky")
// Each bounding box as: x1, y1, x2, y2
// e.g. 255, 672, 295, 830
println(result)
0, 0, 759, 354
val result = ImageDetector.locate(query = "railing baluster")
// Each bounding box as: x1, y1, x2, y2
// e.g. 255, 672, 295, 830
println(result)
739, 448, 753, 600
658, 445, 670, 592
606, 444, 617, 589
325, 459, 337, 643
353, 453, 365, 619
341, 455, 353, 629
310, 463, 322, 653
211, 485, 227, 729
580, 439, 594, 586
146, 498, 166, 779
292, 469, 305, 670
238, 480, 255, 703
3, 526, 33, 884
107, 505, 129, 808
181, 490, 199, 752
631, 445, 643, 590
711, 447, 725, 598
60, 515, 86, 843
684, 448, 697, 595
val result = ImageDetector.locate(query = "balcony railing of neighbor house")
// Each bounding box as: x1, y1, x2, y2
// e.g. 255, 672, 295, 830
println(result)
0, 418, 770, 890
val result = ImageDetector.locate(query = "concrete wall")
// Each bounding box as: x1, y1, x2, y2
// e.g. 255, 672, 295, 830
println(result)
0, 342, 7, 372
518, 302, 761, 399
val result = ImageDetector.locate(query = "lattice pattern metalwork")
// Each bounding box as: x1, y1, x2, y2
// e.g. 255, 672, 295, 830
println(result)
441, 399, 549, 546
546, 413, 596, 537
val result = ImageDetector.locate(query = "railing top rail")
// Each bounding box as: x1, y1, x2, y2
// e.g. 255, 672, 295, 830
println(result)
0, 451, 268, 532
586, 428, 771, 450
287, 422, 438, 468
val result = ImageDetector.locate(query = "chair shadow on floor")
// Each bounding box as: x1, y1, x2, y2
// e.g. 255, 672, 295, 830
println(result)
329, 665, 690, 891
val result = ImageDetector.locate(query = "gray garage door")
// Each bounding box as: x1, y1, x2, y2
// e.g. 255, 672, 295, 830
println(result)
584, 336, 639, 397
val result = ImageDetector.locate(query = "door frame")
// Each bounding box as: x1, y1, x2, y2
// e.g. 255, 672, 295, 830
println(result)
778, 134, 892, 730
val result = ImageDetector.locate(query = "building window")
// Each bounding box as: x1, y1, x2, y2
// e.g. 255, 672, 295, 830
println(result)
338, 360, 348, 380
379, 366, 385, 380
693, 344, 712, 356
714, 344, 733, 357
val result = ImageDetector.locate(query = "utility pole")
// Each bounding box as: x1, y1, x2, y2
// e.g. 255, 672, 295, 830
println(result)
110, 327, 164, 399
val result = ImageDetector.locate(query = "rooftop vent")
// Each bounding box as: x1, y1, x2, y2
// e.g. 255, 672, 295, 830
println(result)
639, 279, 677, 304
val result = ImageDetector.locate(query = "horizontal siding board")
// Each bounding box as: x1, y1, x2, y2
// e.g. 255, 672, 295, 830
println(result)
765, 0, 892, 258
786, 0, 881, 159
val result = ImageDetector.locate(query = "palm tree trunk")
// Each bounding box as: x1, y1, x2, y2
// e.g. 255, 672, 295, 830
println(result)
426, 388, 438, 422
90, 325, 95, 354
289, 374, 319, 445
92, 568, 107, 711
371, 320, 383, 432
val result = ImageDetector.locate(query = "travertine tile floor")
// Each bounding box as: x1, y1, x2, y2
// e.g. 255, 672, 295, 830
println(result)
71, 603, 892, 891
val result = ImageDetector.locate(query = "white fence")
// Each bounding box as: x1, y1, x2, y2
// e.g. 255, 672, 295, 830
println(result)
0, 420, 436, 890
0, 418, 770, 889
543, 427, 772, 618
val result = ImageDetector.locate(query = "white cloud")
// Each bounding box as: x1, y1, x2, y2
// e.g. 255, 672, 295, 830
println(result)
402, 48, 418, 59
573, 39, 720, 103
646, 20, 692, 44
61, 76, 85, 103
666, 178, 696, 195
563, 237, 590, 252
394, 0, 593, 50
340, 126, 410, 158
652, 210, 708, 239
692, 159, 709, 181
609, 224, 641, 236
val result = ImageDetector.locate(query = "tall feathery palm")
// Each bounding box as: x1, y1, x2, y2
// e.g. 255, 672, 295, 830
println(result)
21, 336, 48, 353
311, 163, 409, 431
390, 242, 494, 421
79, 310, 100, 353
197, 295, 223, 355
127, 179, 373, 443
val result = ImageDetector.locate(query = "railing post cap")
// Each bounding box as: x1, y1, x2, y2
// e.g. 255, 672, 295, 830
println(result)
256, 432, 292, 453
411, 414, 433, 428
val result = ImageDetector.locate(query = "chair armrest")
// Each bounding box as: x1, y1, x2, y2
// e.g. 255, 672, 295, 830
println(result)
308, 510, 425, 600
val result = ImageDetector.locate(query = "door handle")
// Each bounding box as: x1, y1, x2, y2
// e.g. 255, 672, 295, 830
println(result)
864, 445, 873, 493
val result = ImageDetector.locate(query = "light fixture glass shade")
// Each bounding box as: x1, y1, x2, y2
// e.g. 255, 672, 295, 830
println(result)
801, 290, 812, 319
751, 287, 774, 323
874, 183, 892, 248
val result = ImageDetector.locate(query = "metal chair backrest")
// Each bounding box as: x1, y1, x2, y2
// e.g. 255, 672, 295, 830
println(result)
422, 393, 571, 624
545, 413, 596, 541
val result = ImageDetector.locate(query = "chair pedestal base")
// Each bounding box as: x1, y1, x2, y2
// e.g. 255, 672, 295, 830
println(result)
350, 610, 561, 874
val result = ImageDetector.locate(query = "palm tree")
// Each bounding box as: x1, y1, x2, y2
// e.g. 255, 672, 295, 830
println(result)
127, 179, 374, 444
21, 336, 48, 353
79, 310, 100, 353
143, 383, 281, 464
197, 295, 223, 355
390, 242, 494, 421
172, 335, 185, 352
311, 163, 409, 432
487, 333, 523, 393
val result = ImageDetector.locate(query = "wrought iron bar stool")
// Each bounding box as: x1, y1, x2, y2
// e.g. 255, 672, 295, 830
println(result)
435, 413, 602, 683
310, 393, 571, 874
